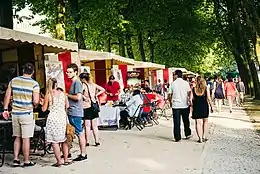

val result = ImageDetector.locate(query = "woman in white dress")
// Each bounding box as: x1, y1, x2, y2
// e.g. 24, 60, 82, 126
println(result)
42, 78, 71, 167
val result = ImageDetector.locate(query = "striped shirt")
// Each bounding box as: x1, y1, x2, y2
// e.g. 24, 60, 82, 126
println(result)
9, 76, 40, 115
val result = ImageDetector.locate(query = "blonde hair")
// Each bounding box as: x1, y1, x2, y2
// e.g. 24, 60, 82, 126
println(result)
194, 77, 206, 96
46, 78, 57, 103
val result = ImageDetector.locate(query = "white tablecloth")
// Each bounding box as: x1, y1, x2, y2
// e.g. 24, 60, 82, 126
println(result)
98, 106, 121, 126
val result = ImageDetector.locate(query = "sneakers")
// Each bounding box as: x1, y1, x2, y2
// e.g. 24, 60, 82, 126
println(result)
61, 153, 72, 159
73, 154, 88, 161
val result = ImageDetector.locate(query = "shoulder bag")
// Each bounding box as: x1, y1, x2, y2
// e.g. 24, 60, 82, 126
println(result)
85, 83, 100, 113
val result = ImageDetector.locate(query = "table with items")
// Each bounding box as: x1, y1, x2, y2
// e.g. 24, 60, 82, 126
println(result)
98, 104, 122, 127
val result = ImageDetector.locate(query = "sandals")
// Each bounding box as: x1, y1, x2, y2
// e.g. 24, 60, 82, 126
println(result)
202, 138, 209, 142
52, 163, 62, 167
13, 160, 20, 167
23, 161, 36, 167
197, 140, 202, 143
95, 142, 100, 146
63, 161, 73, 166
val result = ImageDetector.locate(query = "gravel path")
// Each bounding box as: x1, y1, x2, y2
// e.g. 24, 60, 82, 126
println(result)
1, 106, 259, 174
201, 106, 260, 174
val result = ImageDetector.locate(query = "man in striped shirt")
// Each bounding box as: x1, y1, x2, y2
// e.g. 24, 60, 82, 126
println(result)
3, 62, 40, 167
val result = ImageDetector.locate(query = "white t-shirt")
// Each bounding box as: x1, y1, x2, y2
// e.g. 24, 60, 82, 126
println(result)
168, 78, 191, 109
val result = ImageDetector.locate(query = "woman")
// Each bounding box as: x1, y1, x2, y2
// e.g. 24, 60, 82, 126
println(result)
105, 75, 120, 102
42, 78, 70, 167
213, 76, 225, 113
191, 77, 213, 143
225, 76, 238, 113
79, 73, 105, 146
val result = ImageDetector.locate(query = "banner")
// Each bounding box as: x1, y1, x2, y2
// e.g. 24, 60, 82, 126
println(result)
44, 61, 65, 90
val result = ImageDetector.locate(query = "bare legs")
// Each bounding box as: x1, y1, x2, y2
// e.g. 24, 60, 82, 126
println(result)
84, 118, 99, 144
77, 133, 86, 156
52, 142, 69, 165
215, 99, 223, 113
195, 118, 208, 143
227, 96, 234, 113
13, 137, 21, 161
22, 138, 30, 163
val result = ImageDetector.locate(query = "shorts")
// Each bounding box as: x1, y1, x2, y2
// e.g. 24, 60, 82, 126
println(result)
12, 112, 35, 138
68, 115, 83, 135
83, 108, 99, 120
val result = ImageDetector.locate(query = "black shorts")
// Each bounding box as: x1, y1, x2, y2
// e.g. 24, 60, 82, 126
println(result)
83, 108, 99, 120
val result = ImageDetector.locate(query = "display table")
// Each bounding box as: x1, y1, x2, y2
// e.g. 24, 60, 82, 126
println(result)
98, 106, 121, 127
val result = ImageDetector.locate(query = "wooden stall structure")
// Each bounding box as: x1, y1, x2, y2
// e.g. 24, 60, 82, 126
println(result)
79, 49, 134, 87
0, 27, 78, 91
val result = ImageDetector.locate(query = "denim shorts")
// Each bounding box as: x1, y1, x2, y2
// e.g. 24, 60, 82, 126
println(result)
68, 116, 83, 135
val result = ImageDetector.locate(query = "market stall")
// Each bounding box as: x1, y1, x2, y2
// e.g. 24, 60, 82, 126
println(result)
0, 26, 78, 91
79, 49, 134, 88
132, 61, 165, 88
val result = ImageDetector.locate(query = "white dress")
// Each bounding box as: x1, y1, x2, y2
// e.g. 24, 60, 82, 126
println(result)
45, 92, 67, 143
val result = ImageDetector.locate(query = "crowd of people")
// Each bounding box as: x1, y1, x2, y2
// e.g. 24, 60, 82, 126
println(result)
0, 61, 245, 168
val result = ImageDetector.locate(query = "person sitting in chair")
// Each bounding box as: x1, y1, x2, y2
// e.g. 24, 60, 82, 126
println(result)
119, 90, 143, 128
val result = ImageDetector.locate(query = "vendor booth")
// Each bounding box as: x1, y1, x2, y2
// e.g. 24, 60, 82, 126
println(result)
79, 49, 134, 88
0, 26, 78, 91
132, 61, 165, 88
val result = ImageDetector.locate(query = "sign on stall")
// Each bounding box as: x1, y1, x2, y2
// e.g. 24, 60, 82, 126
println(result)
44, 61, 65, 90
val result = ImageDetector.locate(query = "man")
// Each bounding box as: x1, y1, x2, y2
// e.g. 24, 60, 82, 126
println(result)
163, 79, 169, 99
236, 77, 245, 106
168, 70, 192, 142
66, 63, 87, 161
3, 62, 39, 167
155, 79, 163, 95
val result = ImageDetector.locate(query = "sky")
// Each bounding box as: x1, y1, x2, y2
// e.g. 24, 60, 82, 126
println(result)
13, 6, 51, 37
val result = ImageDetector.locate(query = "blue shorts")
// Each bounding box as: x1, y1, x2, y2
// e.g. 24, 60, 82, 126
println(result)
68, 116, 83, 135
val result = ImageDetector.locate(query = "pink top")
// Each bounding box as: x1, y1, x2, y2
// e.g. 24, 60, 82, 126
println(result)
225, 82, 237, 96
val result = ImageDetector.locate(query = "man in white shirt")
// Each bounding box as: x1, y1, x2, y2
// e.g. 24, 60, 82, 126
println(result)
168, 70, 192, 142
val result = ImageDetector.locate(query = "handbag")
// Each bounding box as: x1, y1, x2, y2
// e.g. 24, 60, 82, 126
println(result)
85, 83, 100, 113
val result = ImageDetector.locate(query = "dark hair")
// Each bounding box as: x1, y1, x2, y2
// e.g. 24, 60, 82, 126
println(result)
79, 72, 90, 82
67, 63, 79, 74
23, 62, 35, 75
145, 87, 152, 93
40, 88, 46, 95
228, 76, 233, 82
108, 75, 115, 85
175, 70, 183, 78
133, 89, 141, 96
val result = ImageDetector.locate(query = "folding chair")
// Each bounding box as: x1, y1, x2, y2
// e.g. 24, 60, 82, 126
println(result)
126, 105, 145, 131
148, 102, 160, 125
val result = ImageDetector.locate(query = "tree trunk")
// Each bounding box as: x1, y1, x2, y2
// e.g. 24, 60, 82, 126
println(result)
105, 37, 111, 52
118, 36, 126, 57
68, 0, 86, 49
138, 31, 146, 62
125, 33, 134, 59
0, 0, 13, 29
55, 0, 66, 40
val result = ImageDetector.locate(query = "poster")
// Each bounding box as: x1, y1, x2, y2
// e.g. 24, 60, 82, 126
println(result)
127, 71, 141, 86
44, 61, 65, 90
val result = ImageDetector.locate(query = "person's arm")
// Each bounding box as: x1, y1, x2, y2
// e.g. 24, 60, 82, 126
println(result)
65, 95, 69, 110
42, 93, 49, 112
168, 83, 173, 107
242, 82, 246, 94
186, 82, 192, 105
67, 81, 82, 101
222, 83, 226, 97
126, 96, 135, 107
3, 82, 12, 119
32, 83, 40, 107
206, 88, 213, 112
95, 84, 105, 96
115, 82, 120, 96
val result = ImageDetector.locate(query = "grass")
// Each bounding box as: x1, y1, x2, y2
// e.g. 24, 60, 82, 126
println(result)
243, 98, 260, 134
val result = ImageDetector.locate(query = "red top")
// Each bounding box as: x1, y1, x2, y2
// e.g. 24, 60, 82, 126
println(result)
143, 93, 156, 113
105, 81, 120, 101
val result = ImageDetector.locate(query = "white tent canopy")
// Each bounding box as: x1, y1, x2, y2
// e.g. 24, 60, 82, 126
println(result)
134, 60, 165, 70
0, 27, 78, 51
168, 67, 188, 73
79, 49, 135, 65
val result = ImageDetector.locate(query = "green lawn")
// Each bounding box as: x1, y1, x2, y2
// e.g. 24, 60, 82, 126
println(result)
244, 98, 260, 134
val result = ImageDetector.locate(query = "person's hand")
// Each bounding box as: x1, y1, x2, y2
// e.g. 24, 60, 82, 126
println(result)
2, 111, 9, 120
210, 107, 214, 113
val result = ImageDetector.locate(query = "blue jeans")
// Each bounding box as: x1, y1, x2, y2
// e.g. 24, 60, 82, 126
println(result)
172, 107, 191, 141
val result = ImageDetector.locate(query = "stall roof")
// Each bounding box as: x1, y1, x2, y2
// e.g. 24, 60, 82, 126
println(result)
134, 60, 165, 70
168, 67, 188, 73
79, 49, 135, 65
0, 27, 78, 51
